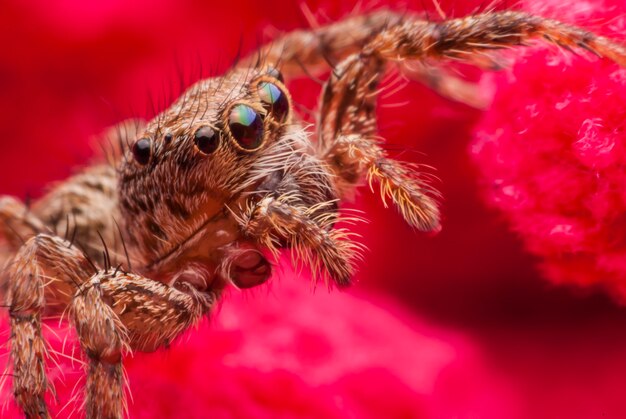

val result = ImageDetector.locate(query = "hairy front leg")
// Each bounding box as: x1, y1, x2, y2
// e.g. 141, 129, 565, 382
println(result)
71, 279, 126, 419
235, 195, 361, 287
71, 271, 209, 418
317, 46, 442, 232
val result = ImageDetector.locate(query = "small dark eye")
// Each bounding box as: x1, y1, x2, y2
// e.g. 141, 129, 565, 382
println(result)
258, 82, 289, 122
228, 104, 264, 151
163, 133, 173, 144
194, 126, 219, 154
132, 138, 152, 165
266, 66, 284, 82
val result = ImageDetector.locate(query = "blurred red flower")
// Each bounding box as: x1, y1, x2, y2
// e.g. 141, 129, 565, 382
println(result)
0, 275, 516, 418
472, 0, 626, 301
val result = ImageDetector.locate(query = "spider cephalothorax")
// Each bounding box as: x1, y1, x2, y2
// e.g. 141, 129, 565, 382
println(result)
1, 8, 626, 418
118, 66, 346, 298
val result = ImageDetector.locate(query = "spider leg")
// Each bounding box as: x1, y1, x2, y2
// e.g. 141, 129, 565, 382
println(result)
241, 9, 489, 106
5, 234, 93, 418
316, 48, 442, 231
235, 195, 361, 287
4, 233, 208, 418
70, 279, 126, 419
315, 11, 626, 231
252, 9, 626, 69
0, 196, 48, 250
245, 9, 626, 106
399, 62, 490, 109
240, 9, 406, 77
365, 11, 626, 66
70, 271, 208, 419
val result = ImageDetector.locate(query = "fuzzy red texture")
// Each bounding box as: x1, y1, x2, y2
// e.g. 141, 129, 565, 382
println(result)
471, 0, 626, 300
4, 0, 626, 418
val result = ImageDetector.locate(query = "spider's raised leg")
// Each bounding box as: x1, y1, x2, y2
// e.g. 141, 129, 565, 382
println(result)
365, 11, 626, 66
316, 48, 442, 232
253, 9, 626, 72
242, 9, 491, 107
236, 194, 360, 287
314, 11, 626, 231
4, 233, 208, 418
240, 10, 405, 77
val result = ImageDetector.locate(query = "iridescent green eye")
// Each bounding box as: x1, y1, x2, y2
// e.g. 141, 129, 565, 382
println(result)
258, 82, 289, 122
228, 104, 264, 151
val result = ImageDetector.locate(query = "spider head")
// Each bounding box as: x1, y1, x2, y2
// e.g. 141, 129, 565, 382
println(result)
117, 66, 335, 303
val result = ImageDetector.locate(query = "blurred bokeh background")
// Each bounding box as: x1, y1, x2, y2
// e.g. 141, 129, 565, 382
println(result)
2, 0, 626, 417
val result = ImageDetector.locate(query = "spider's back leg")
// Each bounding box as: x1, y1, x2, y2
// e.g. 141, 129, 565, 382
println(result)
5, 234, 94, 418
0, 196, 48, 250
365, 11, 626, 65
241, 9, 491, 107
4, 231, 210, 418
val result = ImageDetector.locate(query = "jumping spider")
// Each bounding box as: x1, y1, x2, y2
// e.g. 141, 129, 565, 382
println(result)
1, 8, 625, 418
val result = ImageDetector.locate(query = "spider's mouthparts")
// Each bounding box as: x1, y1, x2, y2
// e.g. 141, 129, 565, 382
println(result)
228, 248, 272, 289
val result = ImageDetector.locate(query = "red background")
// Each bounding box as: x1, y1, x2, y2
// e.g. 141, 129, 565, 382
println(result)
2, 0, 626, 417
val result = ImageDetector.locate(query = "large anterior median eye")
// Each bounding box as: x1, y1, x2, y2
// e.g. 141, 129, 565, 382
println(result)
258, 82, 289, 122
228, 104, 264, 151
